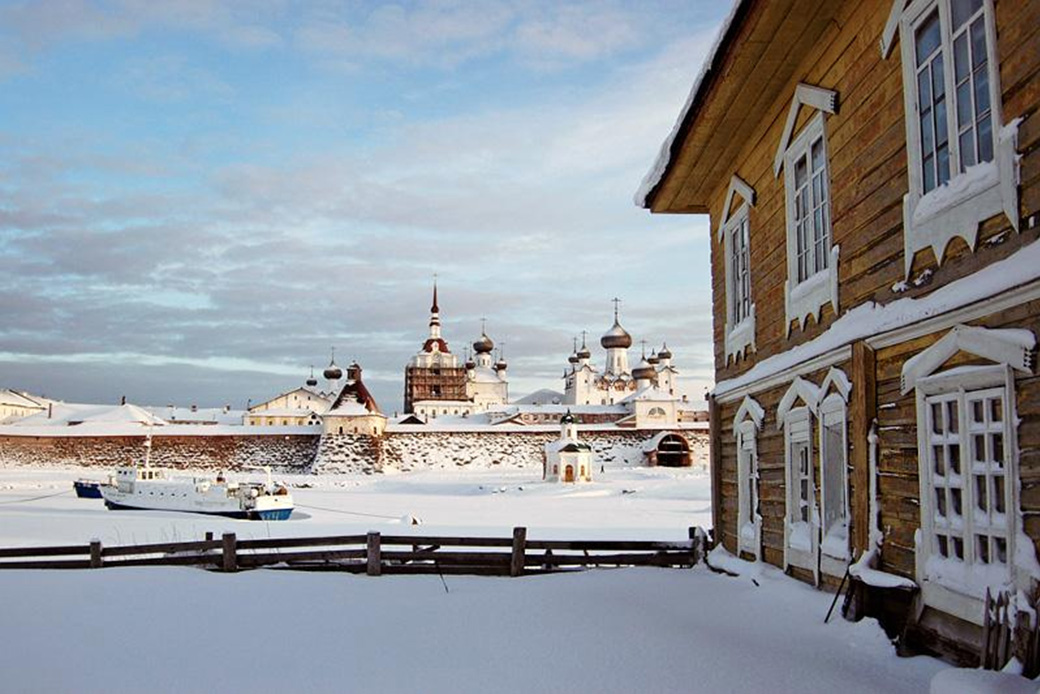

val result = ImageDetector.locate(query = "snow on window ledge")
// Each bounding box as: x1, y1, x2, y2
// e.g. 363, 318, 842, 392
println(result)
725, 305, 756, 363
902, 119, 1021, 278
784, 246, 840, 336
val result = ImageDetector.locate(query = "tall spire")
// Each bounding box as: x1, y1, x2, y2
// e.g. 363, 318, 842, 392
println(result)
431, 275, 440, 314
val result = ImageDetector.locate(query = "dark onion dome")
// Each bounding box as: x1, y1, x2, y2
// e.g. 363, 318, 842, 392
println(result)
306, 376, 318, 387
632, 358, 656, 382
323, 361, 343, 380
465, 357, 476, 370
473, 333, 494, 354
560, 409, 576, 424
601, 320, 632, 349
568, 352, 579, 365
577, 344, 591, 360
494, 357, 507, 371
647, 351, 660, 365
658, 343, 673, 360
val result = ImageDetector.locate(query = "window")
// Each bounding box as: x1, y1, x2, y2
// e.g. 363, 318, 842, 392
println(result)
734, 396, 764, 559
819, 393, 849, 575
779, 377, 823, 579
891, 0, 1020, 277
781, 109, 839, 334
719, 175, 757, 362
902, 324, 1035, 623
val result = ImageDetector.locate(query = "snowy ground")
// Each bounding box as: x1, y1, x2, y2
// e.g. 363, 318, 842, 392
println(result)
0, 466, 952, 693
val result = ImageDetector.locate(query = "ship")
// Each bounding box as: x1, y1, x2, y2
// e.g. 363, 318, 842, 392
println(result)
99, 434, 294, 520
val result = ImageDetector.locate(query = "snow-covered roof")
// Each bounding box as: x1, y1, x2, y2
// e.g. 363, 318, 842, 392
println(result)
715, 237, 1040, 398
0, 389, 46, 409
635, 0, 748, 208
10, 402, 166, 428
244, 408, 321, 419
514, 389, 564, 405
145, 406, 244, 424
468, 366, 502, 384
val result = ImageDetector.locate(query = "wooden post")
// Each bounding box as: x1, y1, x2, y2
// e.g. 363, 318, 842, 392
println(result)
850, 341, 876, 556
205, 531, 214, 542
89, 540, 102, 569
222, 532, 237, 572
688, 526, 700, 566
367, 532, 382, 576
707, 394, 722, 548
511, 526, 527, 577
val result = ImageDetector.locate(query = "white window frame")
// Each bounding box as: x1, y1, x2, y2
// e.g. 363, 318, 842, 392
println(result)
818, 392, 849, 577
782, 111, 839, 335
734, 396, 765, 559
892, 0, 1020, 278
783, 405, 817, 578
718, 175, 757, 363
902, 324, 1036, 624
913, 364, 1018, 623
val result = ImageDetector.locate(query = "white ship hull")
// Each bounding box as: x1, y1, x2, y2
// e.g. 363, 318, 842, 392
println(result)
100, 469, 294, 520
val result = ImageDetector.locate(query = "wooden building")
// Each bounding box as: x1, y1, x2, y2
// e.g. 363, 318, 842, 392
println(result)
640, 0, 1040, 665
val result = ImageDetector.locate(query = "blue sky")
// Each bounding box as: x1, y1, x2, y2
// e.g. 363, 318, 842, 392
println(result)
0, 0, 729, 412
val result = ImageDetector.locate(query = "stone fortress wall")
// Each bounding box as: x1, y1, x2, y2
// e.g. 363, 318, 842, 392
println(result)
0, 428, 709, 476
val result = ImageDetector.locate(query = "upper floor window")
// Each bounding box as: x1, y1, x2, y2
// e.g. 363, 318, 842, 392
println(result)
774, 85, 840, 336
886, 0, 1020, 277
718, 175, 756, 362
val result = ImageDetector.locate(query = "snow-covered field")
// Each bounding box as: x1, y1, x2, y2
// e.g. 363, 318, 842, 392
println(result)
0, 466, 951, 693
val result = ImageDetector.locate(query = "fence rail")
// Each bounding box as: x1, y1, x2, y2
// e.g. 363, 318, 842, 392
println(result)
0, 527, 706, 577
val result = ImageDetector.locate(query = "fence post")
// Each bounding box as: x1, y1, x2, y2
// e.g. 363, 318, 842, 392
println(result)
205, 531, 214, 542
89, 540, 102, 569
222, 532, 237, 572
367, 532, 382, 576
511, 527, 527, 577
688, 526, 700, 566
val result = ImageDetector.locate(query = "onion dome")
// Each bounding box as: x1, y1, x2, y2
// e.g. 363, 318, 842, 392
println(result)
306, 366, 318, 387
494, 357, 507, 371
577, 344, 591, 360
632, 357, 656, 382
473, 333, 494, 354
647, 351, 660, 366
560, 409, 575, 424
323, 349, 342, 380
568, 352, 579, 365
658, 343, 673, 360
465, 357, 476, 370
601, 320, 632, 349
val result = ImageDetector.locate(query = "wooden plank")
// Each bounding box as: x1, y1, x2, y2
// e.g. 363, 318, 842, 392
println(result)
235, 534, 368, 550
237, 549, 368, 567
709, 393, 723, 547
526, 540, 693, 551
535, 552, 695, 567
0, 544, 89, 559
377, 535, 513, 548
102, 539, 221, 557
0, 559, 93, 570
89, 540, 102, 569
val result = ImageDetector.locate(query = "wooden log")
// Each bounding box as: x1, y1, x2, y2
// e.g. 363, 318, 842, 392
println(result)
237, 549, 368, 568
511, 527, 527, 577
367, 532, 381, 576
378, 535, 513, 548
222, 533, 237, 573
89, 540, 102, 569
236, 534, 369, 550
0, 559, 93, 570
0, 544, 90, 559
851, 341, 877, 555
103, 554, 222, 568
205, 532, 213, 542
102, 539, 220, 557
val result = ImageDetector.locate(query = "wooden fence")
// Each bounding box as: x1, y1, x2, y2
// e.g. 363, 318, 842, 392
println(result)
0, 527, 706, 577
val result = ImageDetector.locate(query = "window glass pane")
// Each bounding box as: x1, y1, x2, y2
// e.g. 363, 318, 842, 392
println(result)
990, 397, 1002, 423
947, 401, 958, 432
936, 487, 947, 515
952, 487, 962, 516
933, 54, 945, 99
978, 114, 993, 163
975, 475, 988, 511
954, 34, 969, 82
918, 69, 931, 111
956, 82, 972, 132
975, 65, 990, 116
937, 145, 950, 186
934, 445, 945, 476
795, 156, 808, 188
921, 113, 935, 159
938, 534, 949, 557
915, 10, 941, 66
970, 18, 986, 69
995, 537, 1007, 564
948, 444, 961, 475
811, 138, 824, 171
994, 476, 1005, 514
952, 0, 983, 29
960, 131, 976, 169
932, 402, 943, 433
977, 535, 990, 563
953, 537, 964, 559
993, 433, 1003, 465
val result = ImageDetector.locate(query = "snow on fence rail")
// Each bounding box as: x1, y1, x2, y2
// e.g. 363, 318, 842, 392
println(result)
0, 527, 707, 576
